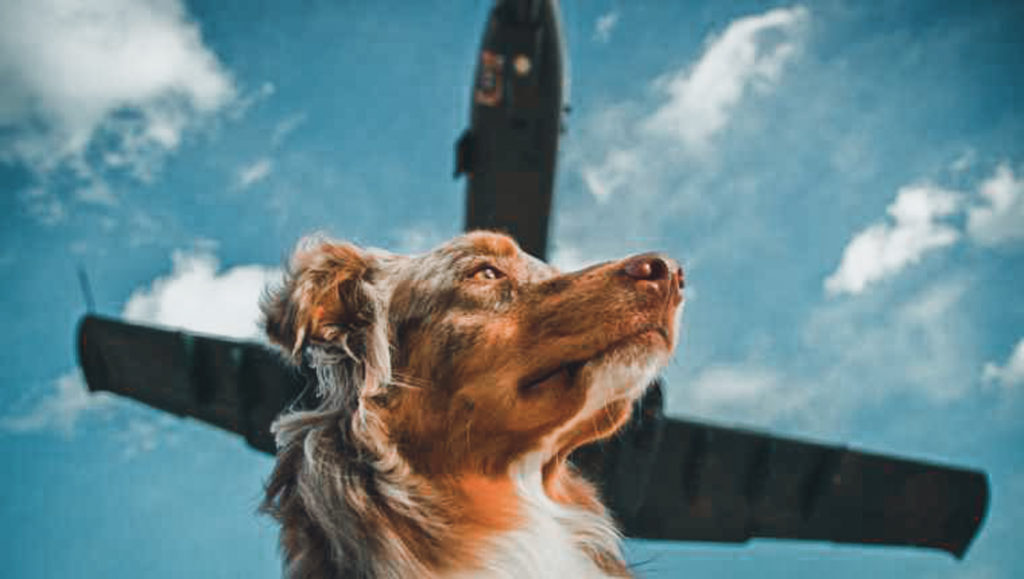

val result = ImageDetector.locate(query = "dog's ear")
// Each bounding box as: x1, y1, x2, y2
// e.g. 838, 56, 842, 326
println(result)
261, 239, 379, 364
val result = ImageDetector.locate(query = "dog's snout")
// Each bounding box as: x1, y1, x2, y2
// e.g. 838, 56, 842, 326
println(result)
624, 254, 668, 282
623, 254, 684, 293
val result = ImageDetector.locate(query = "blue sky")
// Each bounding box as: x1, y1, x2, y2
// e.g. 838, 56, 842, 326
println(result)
1, 0, 1022, 577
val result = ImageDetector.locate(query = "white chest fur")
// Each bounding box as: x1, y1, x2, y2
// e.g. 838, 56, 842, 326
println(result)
446, 456, 622, 579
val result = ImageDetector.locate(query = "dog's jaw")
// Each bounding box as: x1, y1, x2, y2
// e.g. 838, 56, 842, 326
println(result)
539, 291, 683, 465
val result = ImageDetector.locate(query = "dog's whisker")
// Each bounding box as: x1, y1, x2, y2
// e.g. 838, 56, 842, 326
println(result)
389, 372, 432, 390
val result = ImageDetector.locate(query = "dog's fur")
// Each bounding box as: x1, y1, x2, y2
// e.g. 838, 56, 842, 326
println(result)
259, 231, 684, 578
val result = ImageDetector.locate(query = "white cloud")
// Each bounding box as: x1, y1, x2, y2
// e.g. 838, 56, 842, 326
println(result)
127, 210, 164, 248
639, 5, 809, 154
75, 181, 118, 206
0, 0, 236, 181
19, 187, 66, 226
235, 157, 273, 190
394, 225, 448, 255
271, 112, 308, 147
808, 278, 976, 404
669, 364, 810, 425
580, 148, 642, 202
0, 371, 183, 459
825, 163, 1022, 296
578, 6, 810, 200
550, 244, 598, 273
825, 184, 962, 295
593, 11, 620, 43
891, 280, 975, 397
116, 417, 181, 460
228, 81, 275, 121
983, 338, 1024, 390
672, 278, 977, 435
123, 247, 280, 339
1, 372, 181, 459
967, 163, 1024, 247
3, 245, 280, 445
0, 371, 113, 436
950, 148, 976, 173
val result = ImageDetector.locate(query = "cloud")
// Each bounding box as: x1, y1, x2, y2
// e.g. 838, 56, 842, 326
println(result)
3, 245, 280, 447
639, 5, 809, 154
825, 163, 1022, 296
0, 0, 236, 182
18, 187, 66, 226
126, 210, 164, 248
116, 417, 182, 460
824, 184, 962, 296
393, 224, 449, 255
235, 157, 273, 190
578, 6, 810, 200
669, 277, 977, 434
580, 148, 642, 202
271, 112, 308, 147
983, 338, 1024, 390
69, 240, 89, 255
669, 364, 810, 425
808, 277, 977, 404
593, 11, 620, 43
891, 280, 976, 397
550, 244, 601, 273
123, 246, 280, 339
951, 149, 976, 173
228, 81, 275, 121
2, 375, 182, 460
0, 371, 113, 436
75, 181, 118, 206
967, 163, 1024, 247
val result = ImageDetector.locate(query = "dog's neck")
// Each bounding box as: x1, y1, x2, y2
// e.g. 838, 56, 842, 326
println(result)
264, 408, 630, 578
450, 453, 628, 579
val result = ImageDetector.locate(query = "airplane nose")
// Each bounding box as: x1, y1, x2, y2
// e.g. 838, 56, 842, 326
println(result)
623, 254, 684, 293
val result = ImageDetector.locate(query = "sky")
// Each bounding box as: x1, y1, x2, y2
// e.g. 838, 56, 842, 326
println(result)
1, 0, 1022, 577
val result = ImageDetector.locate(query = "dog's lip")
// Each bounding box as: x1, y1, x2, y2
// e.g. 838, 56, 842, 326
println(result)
517, 360, 587, 392
517, 325, 671, 392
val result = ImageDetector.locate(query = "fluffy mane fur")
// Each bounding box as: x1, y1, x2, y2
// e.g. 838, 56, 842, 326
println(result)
259, 232, 684, 578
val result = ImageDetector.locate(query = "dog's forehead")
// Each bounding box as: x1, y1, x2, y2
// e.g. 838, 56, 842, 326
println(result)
408, 232, 556, 281
440, 231, 522, 260
461, 231, 519, 258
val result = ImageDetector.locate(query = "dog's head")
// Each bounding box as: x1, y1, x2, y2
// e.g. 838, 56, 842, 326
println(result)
262, 230, 684, 477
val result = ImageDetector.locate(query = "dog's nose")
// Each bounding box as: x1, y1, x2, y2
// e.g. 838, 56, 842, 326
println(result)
623, 254, 684, 292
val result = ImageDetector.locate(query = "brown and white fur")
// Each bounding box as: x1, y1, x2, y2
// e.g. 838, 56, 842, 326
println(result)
259, 231, 684, 578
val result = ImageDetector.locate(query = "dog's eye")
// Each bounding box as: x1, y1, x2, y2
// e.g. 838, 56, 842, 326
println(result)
469, 265, 504, 281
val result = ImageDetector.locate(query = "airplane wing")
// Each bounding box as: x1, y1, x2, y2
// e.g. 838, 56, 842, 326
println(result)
77, 314, 303, 454
78, 314, 988, 558
573, 382, 989, 559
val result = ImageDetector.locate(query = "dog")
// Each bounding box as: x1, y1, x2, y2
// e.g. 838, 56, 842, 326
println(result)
259, 231, 684, 578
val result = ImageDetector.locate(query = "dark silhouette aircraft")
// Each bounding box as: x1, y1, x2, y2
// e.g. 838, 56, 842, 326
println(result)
77, 0, 988, 561
454, 0, 567, 260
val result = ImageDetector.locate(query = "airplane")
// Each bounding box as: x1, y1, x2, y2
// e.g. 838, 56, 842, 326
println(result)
76, 0, 988, 561
454, 0, 567, 260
